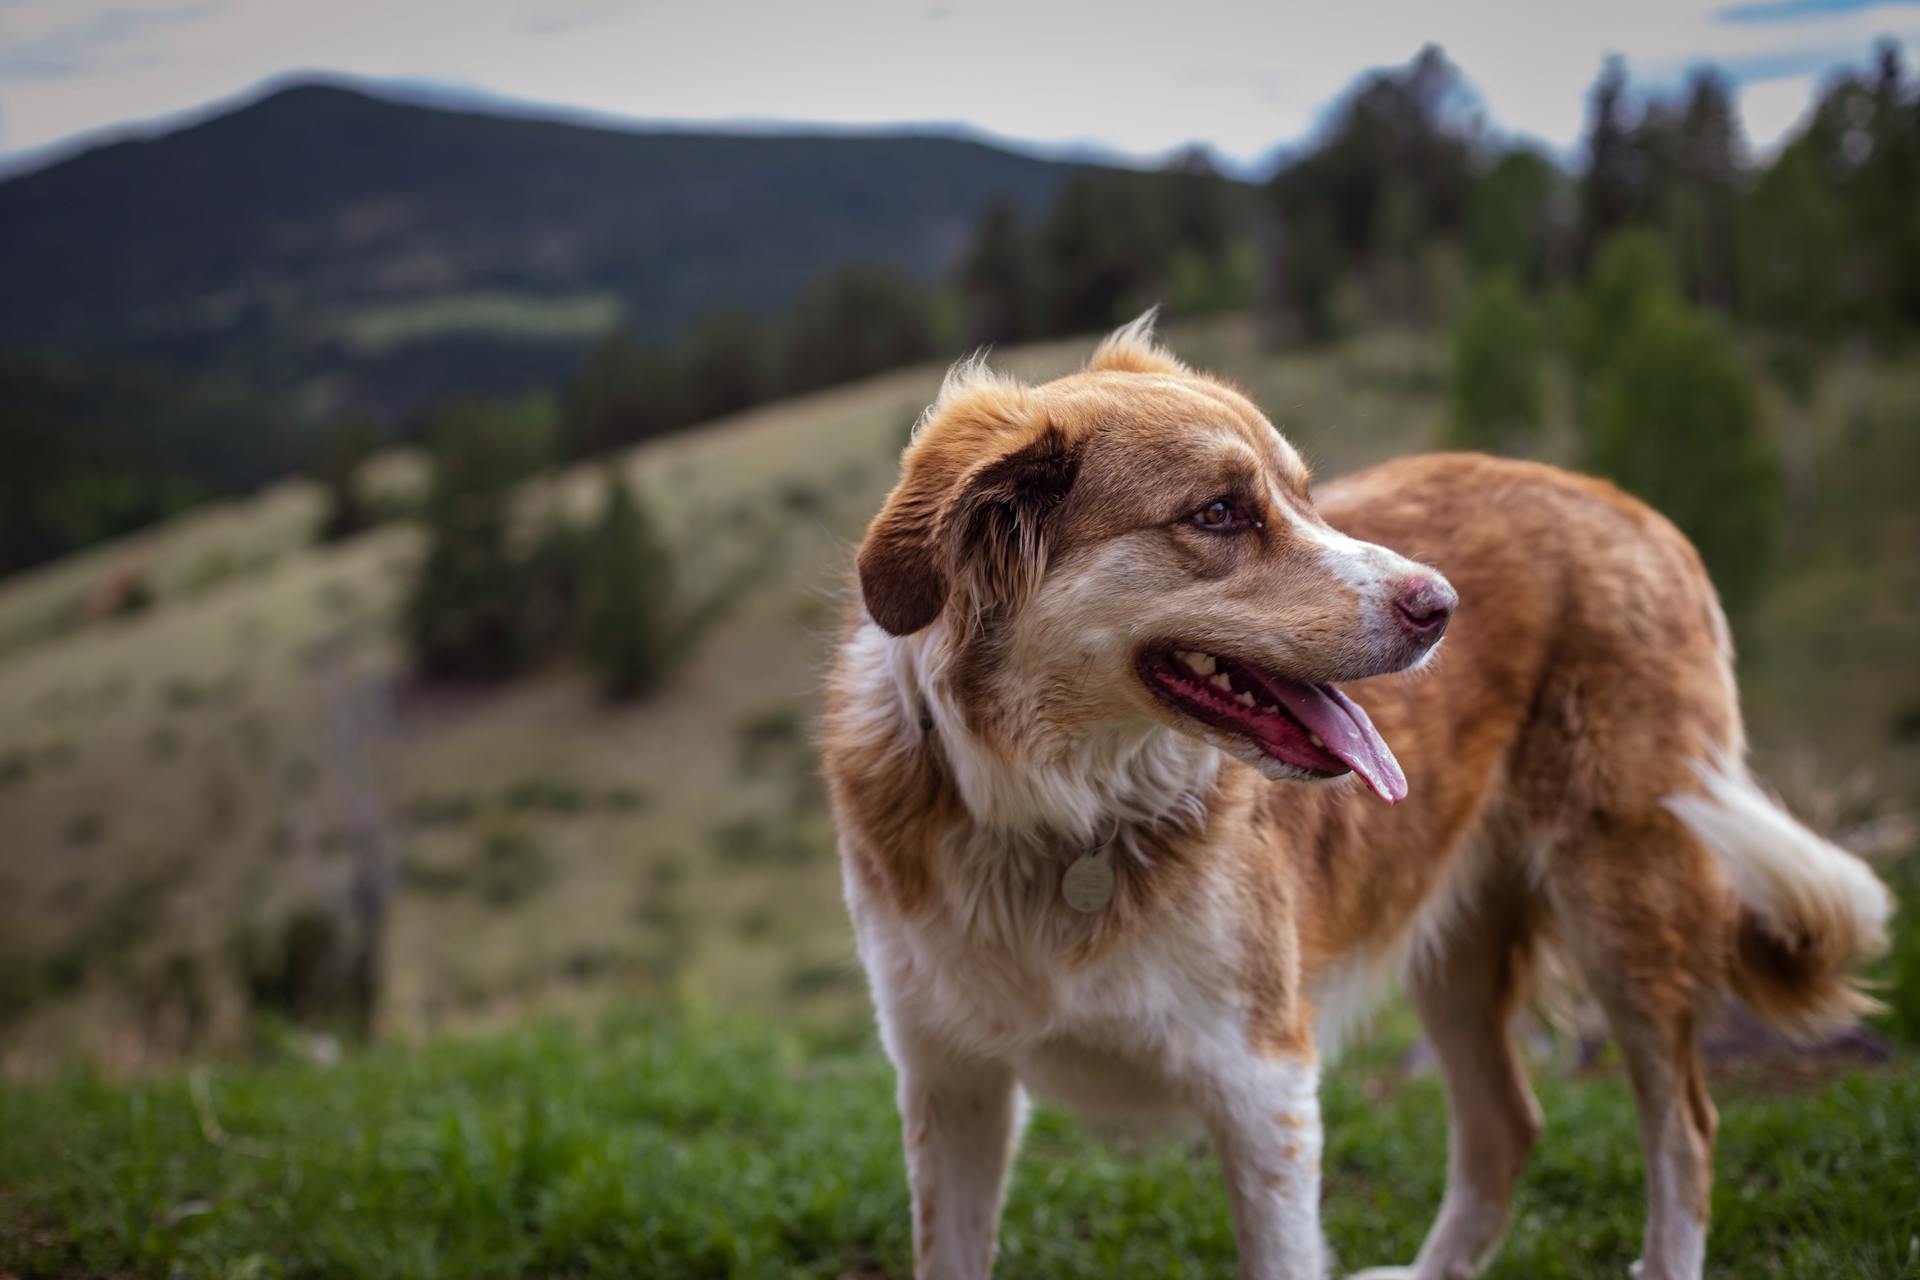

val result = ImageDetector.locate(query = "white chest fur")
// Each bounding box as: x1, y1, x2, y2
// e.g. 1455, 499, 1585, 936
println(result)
847, 859, 1255, 1117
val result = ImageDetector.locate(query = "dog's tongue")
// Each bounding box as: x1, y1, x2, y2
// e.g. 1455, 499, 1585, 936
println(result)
1266, 677, 1408, 804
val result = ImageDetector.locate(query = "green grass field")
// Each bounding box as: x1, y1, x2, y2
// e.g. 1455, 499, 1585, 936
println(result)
3, 1009, 1915, 1279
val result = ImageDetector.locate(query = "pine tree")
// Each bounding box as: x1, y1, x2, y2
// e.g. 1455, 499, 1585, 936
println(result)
405, 402, 555, 679
560, 330, 690, 458
781, 265, 937, 393
1579, 58, 1637, 268
681, 311, 773, 424
1667, 70, 1743, 309
579, 470, 676, 701
959, 200, 1038, 347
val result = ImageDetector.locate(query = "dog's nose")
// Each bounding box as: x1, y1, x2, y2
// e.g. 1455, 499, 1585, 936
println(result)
1393, 576, 1456, 643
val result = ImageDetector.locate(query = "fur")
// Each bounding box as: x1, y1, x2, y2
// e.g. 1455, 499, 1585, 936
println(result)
823, 315, 1892, 1280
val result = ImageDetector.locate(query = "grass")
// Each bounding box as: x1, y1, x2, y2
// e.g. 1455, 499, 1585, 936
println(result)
1, 1009, 1915, 1279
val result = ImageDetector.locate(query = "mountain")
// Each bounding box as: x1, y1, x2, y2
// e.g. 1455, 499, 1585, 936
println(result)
0, 81, 1090, 410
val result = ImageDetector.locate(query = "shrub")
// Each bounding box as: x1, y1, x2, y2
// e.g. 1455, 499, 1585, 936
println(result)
472, 829, 553, 908
737, 705, 806, 776
1585, 297, 1781, 618
579, 470, 677, 701
162, 676, 206, 710
1445, 271, 1546, 452
602, 785, 646, 812
232, 903, 373, 1033
405, 790, 479, 827
398, 849, 471, 896
502, 775, 589, 816
1572, 229, 1680, 380
710, 816, 818, 866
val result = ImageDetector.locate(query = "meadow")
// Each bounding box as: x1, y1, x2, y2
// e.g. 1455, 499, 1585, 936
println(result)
2, 1009, 1915, 1278
1, 315, 1916, 1275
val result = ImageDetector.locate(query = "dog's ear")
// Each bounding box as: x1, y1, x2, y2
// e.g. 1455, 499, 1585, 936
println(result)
857, 475, 951, 636
943, 426, 1081, 620
857, 422, 1081, 637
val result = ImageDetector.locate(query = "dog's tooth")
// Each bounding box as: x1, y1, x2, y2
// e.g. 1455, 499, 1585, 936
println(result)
1308, 731, 1325, 749
1189, 652, 1218, 675
1235, 691, 1256, 707
1260, 703, 1278, 714
1209, 673, 1233, 693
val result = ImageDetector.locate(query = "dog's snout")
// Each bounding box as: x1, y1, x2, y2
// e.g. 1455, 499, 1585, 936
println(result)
1392, 576, 1456, 643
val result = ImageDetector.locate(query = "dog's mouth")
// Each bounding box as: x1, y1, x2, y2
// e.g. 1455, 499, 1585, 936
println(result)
1137, 648, 1407, 804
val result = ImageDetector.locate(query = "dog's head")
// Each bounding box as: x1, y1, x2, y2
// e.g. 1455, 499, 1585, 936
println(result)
857, 314, 1454, 804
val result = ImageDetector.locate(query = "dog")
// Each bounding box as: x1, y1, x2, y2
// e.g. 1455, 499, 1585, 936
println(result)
821, 313, 1892, 1280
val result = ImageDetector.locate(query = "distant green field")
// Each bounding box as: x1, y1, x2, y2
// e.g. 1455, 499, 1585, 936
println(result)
1, 1008, 1915, 1279
334, 292, 626, 354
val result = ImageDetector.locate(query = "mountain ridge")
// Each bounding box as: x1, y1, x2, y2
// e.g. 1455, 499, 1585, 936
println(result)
0, 80, 1111, 407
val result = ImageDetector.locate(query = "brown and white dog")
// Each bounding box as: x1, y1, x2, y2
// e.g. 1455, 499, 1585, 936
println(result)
822, 314, 1892, 1280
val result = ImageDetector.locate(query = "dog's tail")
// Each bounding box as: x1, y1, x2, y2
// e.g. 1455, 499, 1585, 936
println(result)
1665, 757, 1894, 1035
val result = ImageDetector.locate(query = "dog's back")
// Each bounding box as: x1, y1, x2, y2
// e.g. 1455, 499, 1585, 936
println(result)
1300, 452, 1887, 1039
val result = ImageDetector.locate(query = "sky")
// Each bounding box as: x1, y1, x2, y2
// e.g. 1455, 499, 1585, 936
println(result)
1, 0, 1917, 173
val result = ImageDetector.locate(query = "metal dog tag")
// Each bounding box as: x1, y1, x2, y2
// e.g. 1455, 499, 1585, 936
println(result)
1061, 854, 1115, 913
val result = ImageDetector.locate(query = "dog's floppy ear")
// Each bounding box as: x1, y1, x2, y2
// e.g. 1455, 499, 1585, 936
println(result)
943, 426, 1080, 621
858, 413, 1081, 637
857, 474, 951, 636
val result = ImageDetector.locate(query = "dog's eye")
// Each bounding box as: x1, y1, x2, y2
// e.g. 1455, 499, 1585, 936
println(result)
1190, 499, 1242, 531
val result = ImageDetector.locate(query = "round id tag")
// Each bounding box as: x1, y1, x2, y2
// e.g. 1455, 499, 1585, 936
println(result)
1061, 853, 1115, 913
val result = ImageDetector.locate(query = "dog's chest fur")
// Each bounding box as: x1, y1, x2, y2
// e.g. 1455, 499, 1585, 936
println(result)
852, 859, 1262, 1113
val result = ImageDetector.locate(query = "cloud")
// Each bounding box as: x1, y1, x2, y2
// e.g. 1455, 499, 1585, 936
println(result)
1715, 0, 1920, 24
1740, 71, 1820, 149
0, 2, 224, 77
517, 0, 628, 38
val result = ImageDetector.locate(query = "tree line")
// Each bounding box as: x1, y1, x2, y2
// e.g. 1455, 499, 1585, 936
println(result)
560, 39, 1917, 467
558, 156, 1255, 462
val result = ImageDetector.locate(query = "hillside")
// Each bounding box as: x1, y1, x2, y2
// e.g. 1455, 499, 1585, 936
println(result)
0, 81, 1090, 408
0, 316, 1914, 1074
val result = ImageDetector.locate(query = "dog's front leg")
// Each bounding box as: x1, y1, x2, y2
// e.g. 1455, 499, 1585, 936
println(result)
1205, 1056, 1329, 1280
892, 1032, 1024, 1280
